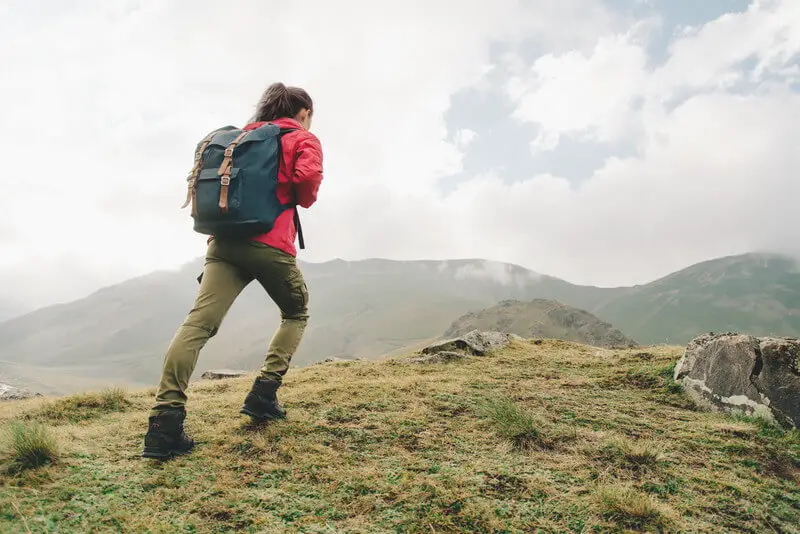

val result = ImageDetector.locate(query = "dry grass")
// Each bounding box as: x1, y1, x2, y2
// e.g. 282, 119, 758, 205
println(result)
594, 484, 675, 529
0, 339, 797, 533
1, 421, 59, 473
20, 387, 131, 424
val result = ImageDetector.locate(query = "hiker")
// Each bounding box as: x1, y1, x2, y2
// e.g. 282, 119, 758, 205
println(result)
142, 83, 323, 459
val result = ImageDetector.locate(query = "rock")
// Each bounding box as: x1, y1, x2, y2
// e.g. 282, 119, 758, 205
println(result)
674, 333, 800, 429
200, 370, 249, 380
403, 331, 519, 364
0, 382, 41, 401
422, 330, 520, 357
405, 351, 466, 364
316, 357, 357, 365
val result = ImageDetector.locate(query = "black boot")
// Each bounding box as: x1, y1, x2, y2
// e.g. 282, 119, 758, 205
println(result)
240, 377, 286, 422
142, 408, 195, 459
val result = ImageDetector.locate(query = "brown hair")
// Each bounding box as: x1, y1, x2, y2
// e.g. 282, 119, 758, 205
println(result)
253, 82, 313, 122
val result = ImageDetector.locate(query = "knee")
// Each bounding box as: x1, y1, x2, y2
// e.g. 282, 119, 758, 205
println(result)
281, 310, 309, 323
182, 321, 219, 338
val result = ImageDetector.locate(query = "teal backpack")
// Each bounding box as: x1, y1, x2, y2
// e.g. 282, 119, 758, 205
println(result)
181, 123, 304, 247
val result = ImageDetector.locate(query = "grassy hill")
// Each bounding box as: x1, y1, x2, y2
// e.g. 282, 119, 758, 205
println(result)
0, 339, 798, 533
0, 259, 618, 395
444, 299, 637, 348
1, 253, 799, 395
594, 253, 800, 345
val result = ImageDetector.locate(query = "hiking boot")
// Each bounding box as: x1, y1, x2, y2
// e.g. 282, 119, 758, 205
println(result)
240, 377, 286, 422
141, 408, 195, 459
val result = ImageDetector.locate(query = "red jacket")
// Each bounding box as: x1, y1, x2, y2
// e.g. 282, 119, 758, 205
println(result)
242, 117, 323, 256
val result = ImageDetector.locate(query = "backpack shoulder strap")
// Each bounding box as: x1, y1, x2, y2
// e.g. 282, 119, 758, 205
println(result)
275, 126, 304, 250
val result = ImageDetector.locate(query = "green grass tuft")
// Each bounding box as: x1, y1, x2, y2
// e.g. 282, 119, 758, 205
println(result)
594, 484, 673, 529
2, 421, 59, 472
474, 395, 550, 450
600, 437, 666, 471
25, 387, 131, 423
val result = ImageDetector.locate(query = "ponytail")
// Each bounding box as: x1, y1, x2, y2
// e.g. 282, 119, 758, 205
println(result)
253, 82, 313, 122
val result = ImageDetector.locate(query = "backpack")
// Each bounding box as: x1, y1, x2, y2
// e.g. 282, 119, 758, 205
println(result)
181, 123, 305, 248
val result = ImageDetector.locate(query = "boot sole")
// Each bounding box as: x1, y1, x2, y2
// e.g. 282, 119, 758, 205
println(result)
239, 407, 286, 422
141, 446, 194, 460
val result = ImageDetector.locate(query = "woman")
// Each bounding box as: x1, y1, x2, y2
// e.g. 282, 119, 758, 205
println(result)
142, 83, 324, 459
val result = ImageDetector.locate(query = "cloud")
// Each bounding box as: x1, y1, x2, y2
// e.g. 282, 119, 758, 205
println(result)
0, 0, 798, 310
1, 0, 617, 307
454, 260, 541, 287
508, 27, 651, 147
453, 129, 478, 149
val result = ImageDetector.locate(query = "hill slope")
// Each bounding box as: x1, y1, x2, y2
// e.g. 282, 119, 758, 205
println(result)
2, 252, 800, 395
595, 253, 800, 344
444, 299, 638, 348
0, 259, 620, 395
0, 340, 798, 532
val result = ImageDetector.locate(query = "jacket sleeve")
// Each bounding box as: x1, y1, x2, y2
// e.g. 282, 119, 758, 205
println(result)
292, 133, 324, 208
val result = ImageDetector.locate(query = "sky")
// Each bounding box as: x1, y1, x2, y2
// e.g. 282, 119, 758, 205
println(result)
0, 0, 799, 311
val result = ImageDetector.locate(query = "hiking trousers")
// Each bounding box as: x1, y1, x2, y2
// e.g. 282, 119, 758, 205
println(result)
151, 238, 309, 415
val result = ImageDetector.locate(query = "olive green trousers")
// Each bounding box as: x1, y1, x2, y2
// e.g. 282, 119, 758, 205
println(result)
151, 238, 309, 415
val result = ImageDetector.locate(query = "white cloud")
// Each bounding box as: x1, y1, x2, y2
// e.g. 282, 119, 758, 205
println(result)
0, 0, 798, 310
509, 28, 650, 147
2, 0, 614, 307
454, 129, 478, 149
446, 0, 800, 285
454, 260, 539, 287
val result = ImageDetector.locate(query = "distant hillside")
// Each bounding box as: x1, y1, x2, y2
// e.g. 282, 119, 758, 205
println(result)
0, 259, 615, 395
594, 253, 800, 344
1, 252, 798, 395
444, 299, 638, 348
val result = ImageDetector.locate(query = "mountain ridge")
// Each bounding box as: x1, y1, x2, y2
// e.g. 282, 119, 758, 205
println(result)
1, 252, 798, 395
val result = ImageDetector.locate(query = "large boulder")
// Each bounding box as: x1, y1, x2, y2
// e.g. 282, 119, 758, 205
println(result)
674, 333, 800, 428
423, 330, 520, 357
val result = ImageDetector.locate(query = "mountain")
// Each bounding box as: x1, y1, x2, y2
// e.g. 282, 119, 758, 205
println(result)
444, 299, 638, 348
1, 252, 798, 395
0, 258, 615, 395
593, 253, 800, 344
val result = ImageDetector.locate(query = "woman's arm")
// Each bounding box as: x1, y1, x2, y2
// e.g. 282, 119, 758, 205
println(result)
292, 133, 324, 208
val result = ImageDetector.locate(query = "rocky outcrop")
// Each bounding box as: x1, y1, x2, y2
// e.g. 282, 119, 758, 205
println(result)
674, 333, 800, 429
444, 299, 638, 349
0, 382, 41, 401
406, 330, 519, 364
200, 370, 248, 380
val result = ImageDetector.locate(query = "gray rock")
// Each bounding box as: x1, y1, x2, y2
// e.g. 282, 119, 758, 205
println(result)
315, 357, 358, 365
674, 333, 800, 428
200, 370, 249, 380
405, 351, 466, 364
422, 330, 520, 357
402, 330, 519, 364
0, 382, 41, 401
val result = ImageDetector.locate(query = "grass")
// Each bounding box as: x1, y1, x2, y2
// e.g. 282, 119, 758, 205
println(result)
1, 421, 59, 473
22, 387, 130, 423
0, 339, 798, 533
474, 395, 549, 450
594, 484, 674, 529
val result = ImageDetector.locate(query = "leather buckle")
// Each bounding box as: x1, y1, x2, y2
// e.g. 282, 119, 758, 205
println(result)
220, 175, 231, 186
224, 147, 234, 157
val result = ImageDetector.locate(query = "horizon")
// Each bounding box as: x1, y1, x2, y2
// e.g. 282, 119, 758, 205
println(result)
2, 0, 799, 310
3, 249, 798, 321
